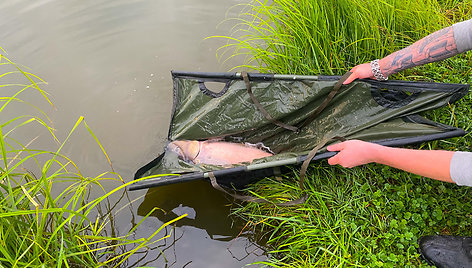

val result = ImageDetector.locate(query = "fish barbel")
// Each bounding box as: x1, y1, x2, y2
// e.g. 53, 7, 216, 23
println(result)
167, 140, 273, 166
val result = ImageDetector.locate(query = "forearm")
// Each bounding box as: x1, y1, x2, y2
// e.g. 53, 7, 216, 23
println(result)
372, 146, 454, 183
327, 141, 472, 185
343, 19, 472, 84
379, 26, 459, 77
379, 18, 472, 77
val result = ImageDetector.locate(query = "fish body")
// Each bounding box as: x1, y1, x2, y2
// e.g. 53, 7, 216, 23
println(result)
167, 140, 272, 166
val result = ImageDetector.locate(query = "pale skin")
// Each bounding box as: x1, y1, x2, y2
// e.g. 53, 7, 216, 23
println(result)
327, 140, 454, 182
328, 24, 462, 183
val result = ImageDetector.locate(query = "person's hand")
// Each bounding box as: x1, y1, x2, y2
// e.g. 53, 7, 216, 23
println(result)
343, 63, 375, 84
327, 140, 381, 168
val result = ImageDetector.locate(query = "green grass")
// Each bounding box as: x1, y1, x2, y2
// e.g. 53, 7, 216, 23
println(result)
217, 0, 472, 267
237, 162, 472, 267
0, 52, 183, 267
216, 0, 465, 75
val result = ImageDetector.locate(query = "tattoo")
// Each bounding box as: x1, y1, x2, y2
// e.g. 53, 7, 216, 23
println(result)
382, 27, 458, 76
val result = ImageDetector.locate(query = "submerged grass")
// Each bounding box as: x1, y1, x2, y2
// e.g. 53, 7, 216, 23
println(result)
0, 53, 182, 267
218, 0, 472, 267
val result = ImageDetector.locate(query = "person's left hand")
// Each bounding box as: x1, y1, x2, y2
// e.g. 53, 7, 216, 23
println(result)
327, 140, 381, 168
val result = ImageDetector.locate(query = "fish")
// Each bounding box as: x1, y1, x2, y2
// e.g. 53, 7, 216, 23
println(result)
167, 140, 273, 166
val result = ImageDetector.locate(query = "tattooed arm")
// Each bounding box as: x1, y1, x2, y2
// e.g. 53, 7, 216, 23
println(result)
379, 26, 458, 77
343, 19, 472, 84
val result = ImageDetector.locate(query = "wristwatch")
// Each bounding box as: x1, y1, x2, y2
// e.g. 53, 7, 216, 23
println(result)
370, 59, 388, 81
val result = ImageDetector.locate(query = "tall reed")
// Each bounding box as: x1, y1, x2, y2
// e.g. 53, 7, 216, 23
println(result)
217, 0, 457, 75
0, 53, 183, 267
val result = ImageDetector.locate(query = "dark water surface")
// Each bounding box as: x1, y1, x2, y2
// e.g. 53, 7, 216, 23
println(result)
0, 0, 267, 266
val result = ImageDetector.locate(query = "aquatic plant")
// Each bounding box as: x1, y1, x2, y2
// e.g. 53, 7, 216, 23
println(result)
0, 52, 184, 267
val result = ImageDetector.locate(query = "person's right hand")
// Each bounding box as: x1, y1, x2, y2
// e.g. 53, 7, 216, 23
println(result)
343, 62, 375, 84
327, 140, 381, 168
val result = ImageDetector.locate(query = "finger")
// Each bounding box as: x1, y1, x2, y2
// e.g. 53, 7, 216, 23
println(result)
342, 73, 358, 84
327, 155, 339, 165
327, 142, 345, 152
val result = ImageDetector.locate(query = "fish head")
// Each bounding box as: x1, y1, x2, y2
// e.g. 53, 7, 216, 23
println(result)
167, 140, 200, 163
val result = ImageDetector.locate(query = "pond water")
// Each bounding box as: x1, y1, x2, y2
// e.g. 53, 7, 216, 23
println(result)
0, 0, 267, 266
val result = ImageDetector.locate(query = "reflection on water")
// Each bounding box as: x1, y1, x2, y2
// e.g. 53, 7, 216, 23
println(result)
0, 0, 267, 266
132, 180, 266, 267
139, 181, 247, 241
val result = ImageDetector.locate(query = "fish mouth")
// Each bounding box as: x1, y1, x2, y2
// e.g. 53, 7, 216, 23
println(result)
167, 142, 190, 162
167, 141, 200, 163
